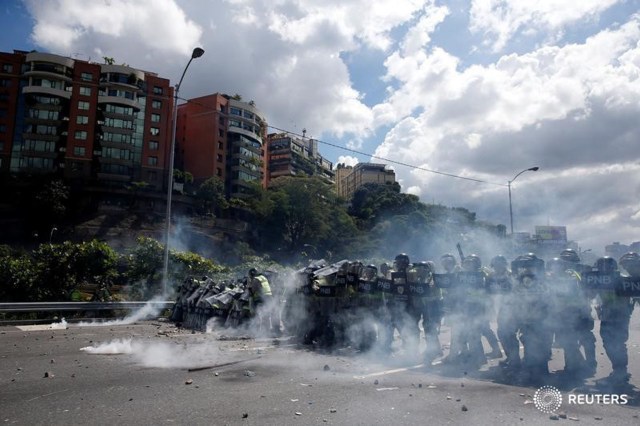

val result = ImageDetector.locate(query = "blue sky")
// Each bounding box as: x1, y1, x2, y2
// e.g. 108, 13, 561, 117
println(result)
2, 0, 640, 253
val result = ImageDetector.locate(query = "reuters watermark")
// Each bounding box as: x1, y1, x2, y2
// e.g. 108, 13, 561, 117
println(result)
533, 386, 629, 414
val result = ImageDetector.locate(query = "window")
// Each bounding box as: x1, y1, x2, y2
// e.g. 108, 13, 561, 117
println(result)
217, 154, 223, 162
81, 72, 93, 81
76, 115, 89, 125
78, 101, 90, 110
151, 113, 160, 122
148, 156, 158, 166
153, 86, 163, 95
79, 86, 91, 96
152, 100, 162, 109
27, 109, 59, 120
74, 146, 86, 156
149, 141, 159, 150
0, 124, 6, 133
148, 171, 157, 181
2, 64, 13, 73
217, 167, 222, 177
0, 79, 11, 87
104, 118, 134, 129
230, 107, 242, 116
244, 111, 254, 120
75, 131, 87, 140
218, 129, 224, 137
218, 141, 223, 150
150, 127, 160, 136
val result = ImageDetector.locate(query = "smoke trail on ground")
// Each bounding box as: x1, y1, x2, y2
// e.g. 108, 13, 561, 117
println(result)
80, 338, 223, 368
77, 296, 165, 327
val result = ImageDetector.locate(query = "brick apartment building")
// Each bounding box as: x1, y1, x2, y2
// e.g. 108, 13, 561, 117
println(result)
176, 93, 268, 198
266, 132, 334, 185
0, 50, 173, 191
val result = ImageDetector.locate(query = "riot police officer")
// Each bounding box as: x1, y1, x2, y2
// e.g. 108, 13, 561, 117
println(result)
595, 253, 637, 384
413, 261, 443, 363
559, 249, 597, 374
488, 255, 518, 368
388, 253, 420, 355
546, 257, 587, 375
458, 254, 490, 367
511, 253, 552, 383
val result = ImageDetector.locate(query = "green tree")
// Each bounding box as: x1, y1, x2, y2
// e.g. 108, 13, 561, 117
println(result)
196, 176, 228, 215
28, 180, 70, 238
255, 176, 358, 255
0, 246, 37, 302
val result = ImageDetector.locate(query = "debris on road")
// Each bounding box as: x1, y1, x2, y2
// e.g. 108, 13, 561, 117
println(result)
461, 405, 468, 412
295, 412, 302, 416
376, 387, 399, 391
244, 370, 256, 377
43, 371, 54, 378
323, 364, 330, 371
242, 413, 248, 419
185, 379, 193, 385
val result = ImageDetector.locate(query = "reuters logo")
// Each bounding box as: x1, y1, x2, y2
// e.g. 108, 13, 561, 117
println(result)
534, 386, 563, 413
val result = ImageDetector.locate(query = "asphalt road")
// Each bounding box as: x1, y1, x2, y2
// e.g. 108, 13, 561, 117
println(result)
1, 311, 640, 426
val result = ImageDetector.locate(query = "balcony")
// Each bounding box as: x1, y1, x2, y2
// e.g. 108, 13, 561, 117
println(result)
23, 85, 71, 100
98, 95, 141, 110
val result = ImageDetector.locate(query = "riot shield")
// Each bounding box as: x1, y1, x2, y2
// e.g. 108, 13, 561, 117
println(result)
581, 270, 619, 292
357, 278, 377, 294
376, 277, 393, 294
619, 277, 640, 297
433, 273, 455, 289
485, 275, 512, 294
391, 271, 409, 302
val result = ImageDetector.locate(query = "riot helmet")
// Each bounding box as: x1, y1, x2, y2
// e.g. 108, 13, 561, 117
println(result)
560, 248, 580, 264
379, 262, 390, 276
414, 261, 433, 280
490, 255, 508, 272
619, 252, 640, 276
511, 253, 545, 279
249, 268, 258, 277
546, 257, 565, 276
394, 253, 411, 271
595, 256, 617, 274
441, 253, 457, 272
363, 264, 377, 280
462, 254, 482, 272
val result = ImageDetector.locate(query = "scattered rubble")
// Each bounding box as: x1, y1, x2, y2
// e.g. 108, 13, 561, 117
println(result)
461, 405, 468, 412
185, 379, 193, 385
43, 371, 54, 378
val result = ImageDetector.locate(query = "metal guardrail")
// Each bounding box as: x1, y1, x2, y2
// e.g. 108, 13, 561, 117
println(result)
0, 301, 174, 313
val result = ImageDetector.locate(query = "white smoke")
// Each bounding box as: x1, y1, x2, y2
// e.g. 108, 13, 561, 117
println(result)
80, 338, 223, 369
77, 297, 165, 327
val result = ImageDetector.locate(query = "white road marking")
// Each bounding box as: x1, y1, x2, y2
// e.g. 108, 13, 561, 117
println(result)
353, 363, 425, 379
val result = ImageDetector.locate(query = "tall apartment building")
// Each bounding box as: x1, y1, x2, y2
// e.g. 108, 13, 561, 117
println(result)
176, 93, 267, 198
0, 50, 173, 190
266, 132, 334, 185
336, 162, 396, 199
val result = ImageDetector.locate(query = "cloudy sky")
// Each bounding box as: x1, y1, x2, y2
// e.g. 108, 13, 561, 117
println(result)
2, 0, 640, 254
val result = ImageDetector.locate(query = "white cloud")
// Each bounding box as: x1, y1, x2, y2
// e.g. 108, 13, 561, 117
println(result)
336, 155, 359, 167
26, 0, 203, 57
469, 0, 623, 51
372, 14, 640, 252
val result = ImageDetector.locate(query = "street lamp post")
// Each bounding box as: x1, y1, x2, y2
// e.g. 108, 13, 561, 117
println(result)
162, 47, 205, 295
508, 166, 539, 234
49, 227, 57, 246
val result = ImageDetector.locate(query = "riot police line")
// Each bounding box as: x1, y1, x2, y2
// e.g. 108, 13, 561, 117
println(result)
169, 250, 640, 385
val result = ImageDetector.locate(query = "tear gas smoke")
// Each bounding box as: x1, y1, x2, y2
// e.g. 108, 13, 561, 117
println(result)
80, 338, 223, 369
77, 296, 165, 327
